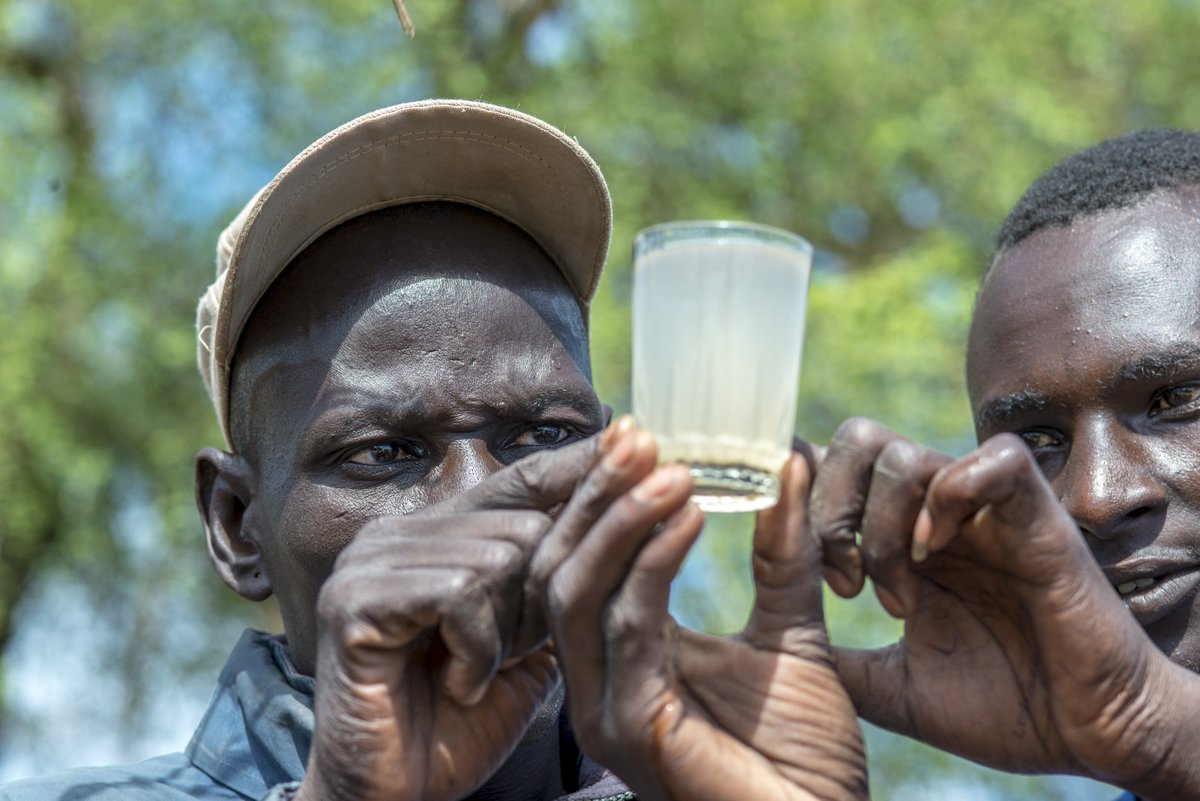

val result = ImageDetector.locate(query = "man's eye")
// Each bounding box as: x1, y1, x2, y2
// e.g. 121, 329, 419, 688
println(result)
1151, 384, 1200, 415
511, 424, 572, 448
1020, 430, 1060, 450
346, 441, 422, 465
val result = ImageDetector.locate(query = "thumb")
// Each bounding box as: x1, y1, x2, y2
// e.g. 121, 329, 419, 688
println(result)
436, 436, 603, 515
832, 644, 914, 733
742, 454, 827, 650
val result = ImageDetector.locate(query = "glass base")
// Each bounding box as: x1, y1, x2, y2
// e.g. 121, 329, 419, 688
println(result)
686, 463, 780, 513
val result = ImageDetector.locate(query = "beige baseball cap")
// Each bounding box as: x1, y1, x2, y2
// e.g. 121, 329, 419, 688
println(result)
197, 99, 612, 451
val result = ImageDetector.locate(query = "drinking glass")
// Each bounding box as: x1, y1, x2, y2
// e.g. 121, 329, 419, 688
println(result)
631, 221, 811, 513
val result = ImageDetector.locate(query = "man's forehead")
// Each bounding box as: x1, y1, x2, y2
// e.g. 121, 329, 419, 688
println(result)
969, 188, 1200, 405
229, 203, 591, 449
240, 205, 583, 349
979, 192, 1200, 326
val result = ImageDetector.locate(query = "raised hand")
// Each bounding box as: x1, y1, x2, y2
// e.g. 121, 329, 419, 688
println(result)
537, 423, 868, 801
295, 438, 600, 801
812, 422, 1200, 799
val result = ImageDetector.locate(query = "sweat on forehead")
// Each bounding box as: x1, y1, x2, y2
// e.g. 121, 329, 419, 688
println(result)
228, 202, 590, 455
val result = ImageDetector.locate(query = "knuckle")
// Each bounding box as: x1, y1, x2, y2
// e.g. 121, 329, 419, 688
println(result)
876, 439, 923, 472
507, 510, 554, 547
486, 538, 528, 578
602, 601, 640, 642
570, 469, 622, 518
316, 571, 368, 632
830, 416, 891, 452
820, 522, 860, 549
859, 531, 902, 567
983, 432, 1036, 467
506, 453, 544, 495
874, 442, 933, 497
440, 569, 472, 597
545, 571, 581, 619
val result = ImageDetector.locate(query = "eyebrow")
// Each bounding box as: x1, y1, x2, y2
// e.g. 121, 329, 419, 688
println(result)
507, 387, 602, 417
304, 385, 600, 442
301, 391, 432, 446
975, 343, 1200, 430
975, 389, 1051, 430
1114, 344, 1200, 384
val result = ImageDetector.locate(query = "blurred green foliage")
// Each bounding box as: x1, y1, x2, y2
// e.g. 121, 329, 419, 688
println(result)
3, 0, 1199, 796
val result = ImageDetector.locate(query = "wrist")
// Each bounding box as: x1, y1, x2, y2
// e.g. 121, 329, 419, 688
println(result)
1109, 658, 1200, 800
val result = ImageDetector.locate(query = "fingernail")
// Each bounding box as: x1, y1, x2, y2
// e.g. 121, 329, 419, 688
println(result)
600, 415, 636, 454
632, 467, 678, 502
911, 539, 929, 563
603, 434, 635, 471
876, 586, 908, 619
600, 426, 616, 452
912, 506, 933, 562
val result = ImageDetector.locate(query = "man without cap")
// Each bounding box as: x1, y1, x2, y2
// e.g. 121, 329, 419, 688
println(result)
0, 99, 868, 801
803, 130, 1200, 801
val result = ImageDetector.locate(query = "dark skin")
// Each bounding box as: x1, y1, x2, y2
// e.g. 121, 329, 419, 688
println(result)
196, 204, 605, 801
807, 187, 1200, 799
538, 425, 868, 801
195, 203, 868, 801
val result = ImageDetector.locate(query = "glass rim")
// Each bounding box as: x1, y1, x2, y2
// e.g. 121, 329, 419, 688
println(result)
633, 219, 812, 256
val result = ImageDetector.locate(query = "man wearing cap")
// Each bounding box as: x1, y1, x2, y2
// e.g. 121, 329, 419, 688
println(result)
0, 99, 868, 801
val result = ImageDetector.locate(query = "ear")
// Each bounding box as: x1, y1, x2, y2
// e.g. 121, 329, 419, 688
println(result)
195, 447, 273, 602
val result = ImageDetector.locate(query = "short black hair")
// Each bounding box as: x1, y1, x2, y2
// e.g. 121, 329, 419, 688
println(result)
995, 128, 1200, 253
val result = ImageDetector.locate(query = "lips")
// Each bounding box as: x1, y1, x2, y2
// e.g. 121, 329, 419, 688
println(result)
1104, 560, 1200, 628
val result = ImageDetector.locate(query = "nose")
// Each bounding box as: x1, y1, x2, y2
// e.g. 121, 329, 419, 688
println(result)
1057, 418, 1166, 542
421, 438, 504, 506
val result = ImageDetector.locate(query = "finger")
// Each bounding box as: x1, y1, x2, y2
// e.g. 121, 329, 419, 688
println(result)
316, 566, 480, 685
435, 432, 607, 514
347, 511, 554, 664
439, 574, 508, 706
808, 417, 909, 597
426, 648, 560, 801
352, 509, 553, 552
543, 465, 695, 715
831, 644, 912, 733
743, 454, 827, 649
919, 433, 1071, 559
600, 503, 704, 689
530, 425, 658, 596
607, 502, 705, 644
548, 464, 694, 623
522, 425, 658, 650
348, 561, 518, 708
859, 439, 951, 618
792, 435, 827, 474
361, 535, 539, 668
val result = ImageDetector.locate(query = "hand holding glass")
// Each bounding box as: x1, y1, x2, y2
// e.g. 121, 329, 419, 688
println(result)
632, 221, 811, 513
